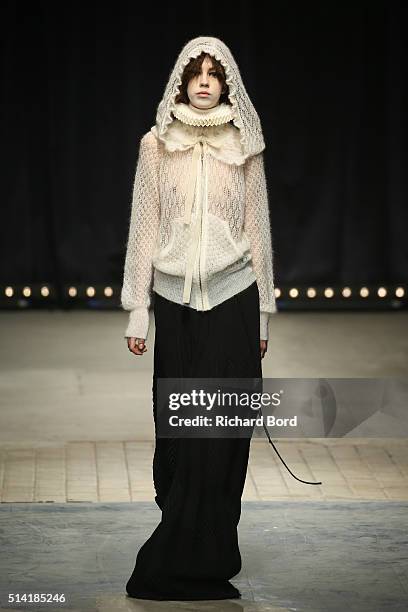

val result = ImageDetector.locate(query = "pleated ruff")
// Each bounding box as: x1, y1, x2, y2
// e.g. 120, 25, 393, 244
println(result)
126, 281, 262, 601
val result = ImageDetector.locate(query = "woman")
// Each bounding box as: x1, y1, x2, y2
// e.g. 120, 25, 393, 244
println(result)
121, 35, 277, 601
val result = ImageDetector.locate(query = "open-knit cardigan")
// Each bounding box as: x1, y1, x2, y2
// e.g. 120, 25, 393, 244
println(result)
121, 37, 277, 342
121, 104, 277, 341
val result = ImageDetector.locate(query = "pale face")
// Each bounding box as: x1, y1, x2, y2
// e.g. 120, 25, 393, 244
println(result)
187, 55, 224, 110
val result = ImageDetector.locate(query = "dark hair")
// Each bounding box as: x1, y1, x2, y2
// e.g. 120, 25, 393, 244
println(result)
174, 52, 231, 105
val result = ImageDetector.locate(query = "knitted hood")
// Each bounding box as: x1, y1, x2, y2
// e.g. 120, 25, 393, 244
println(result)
154, 36, 266, 158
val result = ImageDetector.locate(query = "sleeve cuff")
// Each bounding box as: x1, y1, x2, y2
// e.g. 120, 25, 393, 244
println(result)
124, 307, 150, 340
260, 311, 269, 341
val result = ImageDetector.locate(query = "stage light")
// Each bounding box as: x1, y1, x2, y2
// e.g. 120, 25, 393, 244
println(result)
0, 282, 405, 312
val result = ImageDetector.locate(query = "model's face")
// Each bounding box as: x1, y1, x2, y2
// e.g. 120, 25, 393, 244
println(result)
187, 55, 223, 110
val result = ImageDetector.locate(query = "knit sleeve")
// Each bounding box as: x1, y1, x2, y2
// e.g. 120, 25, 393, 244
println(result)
244, 151, 277, 341
121, 131, 161, 340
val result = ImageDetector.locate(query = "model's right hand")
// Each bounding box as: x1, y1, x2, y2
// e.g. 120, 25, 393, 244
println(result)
127, 337, 147, 356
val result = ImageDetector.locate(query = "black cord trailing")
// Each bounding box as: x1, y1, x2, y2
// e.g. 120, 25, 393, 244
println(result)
259, 407, 322, 485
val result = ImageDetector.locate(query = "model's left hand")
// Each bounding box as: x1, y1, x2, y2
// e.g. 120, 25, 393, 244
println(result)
260, 340, 267, 359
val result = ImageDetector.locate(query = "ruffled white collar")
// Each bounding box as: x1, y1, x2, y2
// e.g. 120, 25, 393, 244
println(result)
172, 102, 235, 127
151, 119, 246, 166
151, 102, 247, 165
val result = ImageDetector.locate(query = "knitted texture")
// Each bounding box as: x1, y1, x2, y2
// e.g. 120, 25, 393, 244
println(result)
121, 133, 161, 339
121, 36, 277, 341
155, 36, 265, 159
244, 152, 277, 330
121, 126, 277, 341
172, 101, 235, 126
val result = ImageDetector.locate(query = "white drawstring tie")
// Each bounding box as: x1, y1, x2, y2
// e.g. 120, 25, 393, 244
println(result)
182, 139, 208, 304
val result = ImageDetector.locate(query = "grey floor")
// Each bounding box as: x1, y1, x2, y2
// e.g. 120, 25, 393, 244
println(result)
0, 309, 407, 446
0, 310, 407, 611
0, 501, 407, 612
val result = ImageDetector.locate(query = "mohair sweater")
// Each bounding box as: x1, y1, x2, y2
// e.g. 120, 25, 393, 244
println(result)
121, 37, 277, 341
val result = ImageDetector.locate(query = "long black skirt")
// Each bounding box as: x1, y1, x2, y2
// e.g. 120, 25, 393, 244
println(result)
126, 280, 262, 601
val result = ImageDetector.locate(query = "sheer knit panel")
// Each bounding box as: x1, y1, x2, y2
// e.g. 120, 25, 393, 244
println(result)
121, 132, 161, 340
157, 150, 191, 247
244, 152, 277, 341
206, 155, 246, 241
161, 151, 247, 244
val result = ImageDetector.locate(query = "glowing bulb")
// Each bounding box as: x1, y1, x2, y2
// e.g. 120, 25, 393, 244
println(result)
289, 288, 298, 298
307, 287, 316, 298
68, 287, 77, 297
360, 287, 369, 297
5, 286, 13, 297
324, 287, 334, 298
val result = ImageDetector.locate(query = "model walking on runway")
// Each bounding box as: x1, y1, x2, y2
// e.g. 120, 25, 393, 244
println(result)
121, 35, 277, 600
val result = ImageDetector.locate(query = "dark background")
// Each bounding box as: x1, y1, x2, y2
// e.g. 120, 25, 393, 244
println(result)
1, 0, 407, 293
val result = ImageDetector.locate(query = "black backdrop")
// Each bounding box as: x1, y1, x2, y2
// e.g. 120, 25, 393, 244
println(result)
1, 1, 407, 292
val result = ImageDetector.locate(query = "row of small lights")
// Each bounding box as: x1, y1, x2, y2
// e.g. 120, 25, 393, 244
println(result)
4, 286, 113, 298
2, 286, 406, 298
277, 286, 405, 298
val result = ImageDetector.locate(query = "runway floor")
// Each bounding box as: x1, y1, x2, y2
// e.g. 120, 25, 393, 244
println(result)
0, 500, 407, 611
0, 310, 407, 610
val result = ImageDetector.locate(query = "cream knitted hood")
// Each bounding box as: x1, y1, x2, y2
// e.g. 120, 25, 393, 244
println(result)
154, 36, 266, 158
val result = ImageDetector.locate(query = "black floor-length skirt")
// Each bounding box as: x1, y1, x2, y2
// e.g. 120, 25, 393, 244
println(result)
126, 280, 263, 601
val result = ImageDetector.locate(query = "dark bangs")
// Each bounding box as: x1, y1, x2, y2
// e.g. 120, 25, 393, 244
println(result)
174, 52, 231, 105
